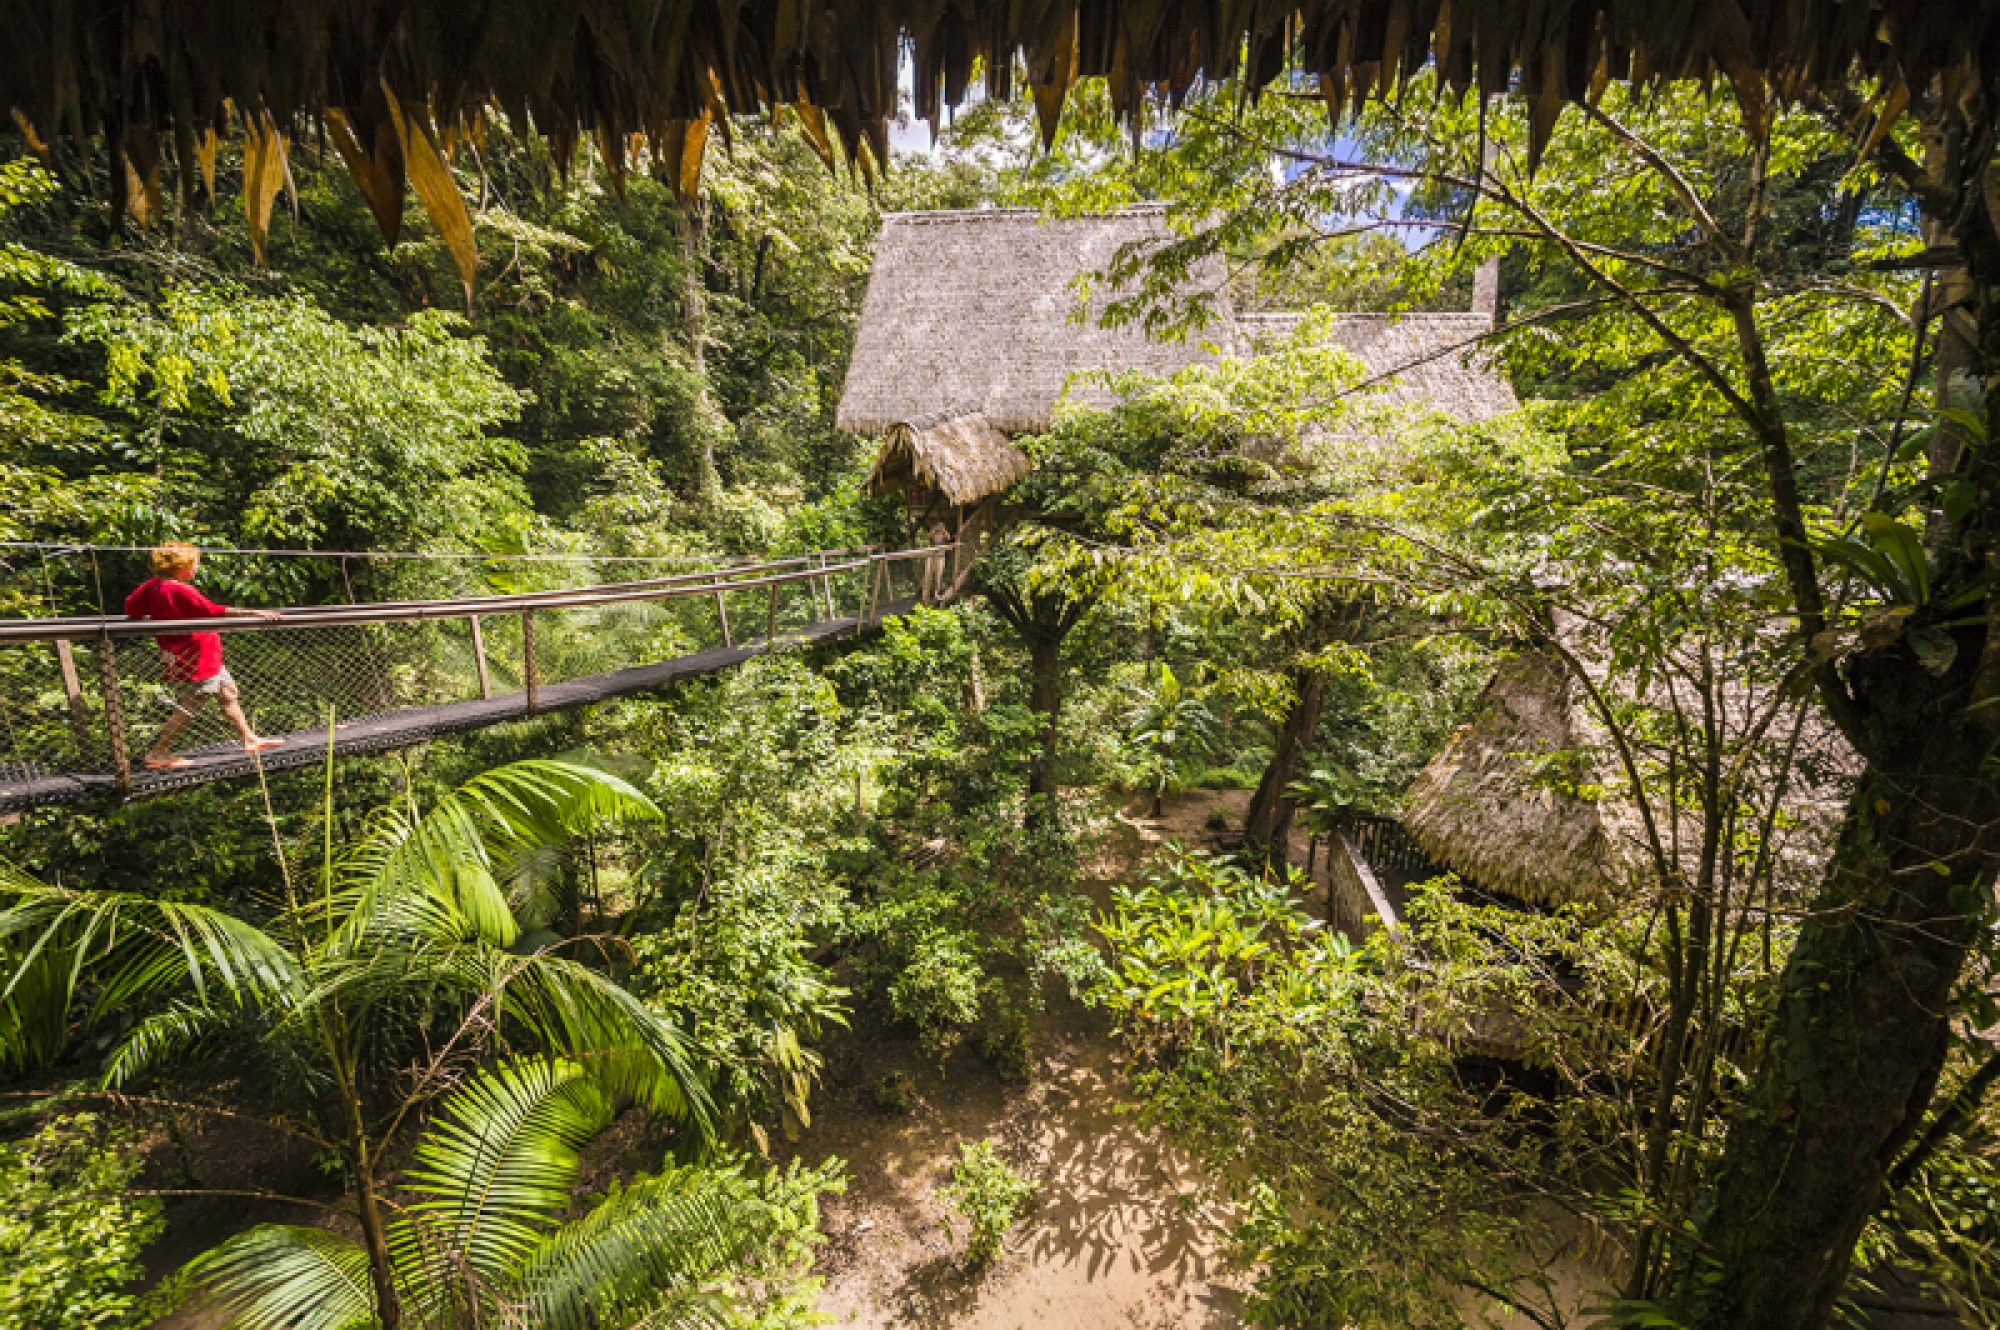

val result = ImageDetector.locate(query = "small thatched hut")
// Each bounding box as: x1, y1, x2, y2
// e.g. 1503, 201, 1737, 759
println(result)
863, 411, 1031, 514
1400, 652, 1631, 908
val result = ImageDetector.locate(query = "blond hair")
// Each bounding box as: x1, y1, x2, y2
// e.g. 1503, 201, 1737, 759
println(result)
150, 542, 200, 577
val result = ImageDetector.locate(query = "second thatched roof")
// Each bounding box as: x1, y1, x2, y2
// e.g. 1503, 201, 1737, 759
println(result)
864, 411, 1033, 506
1237, 311, 1519, 424
1402, 652, 1625, 907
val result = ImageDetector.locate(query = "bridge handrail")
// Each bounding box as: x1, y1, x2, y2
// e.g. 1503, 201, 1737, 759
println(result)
0, 544, 959, 644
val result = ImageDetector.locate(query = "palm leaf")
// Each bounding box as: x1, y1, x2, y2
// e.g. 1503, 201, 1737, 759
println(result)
0, 868, 296, 1070
515, 1167, 768, 1330
186, 1225, 375, 1330
101, 1000, 234, 1088
483, 952, 715, 1138
401, 1059, 611, 1284
348, 759, 660, 947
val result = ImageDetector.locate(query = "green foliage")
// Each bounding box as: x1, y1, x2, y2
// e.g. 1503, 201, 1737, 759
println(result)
0, 1113, 162, 1330
873, 1069, 916, 1114
70, 285, 529, 553
940, 1139, 1039, 1270
1093, 847, 1676, 1328
1120, 662, 1221, 811
191, 1059, 804, 1330
978, 1009, 1035, 1084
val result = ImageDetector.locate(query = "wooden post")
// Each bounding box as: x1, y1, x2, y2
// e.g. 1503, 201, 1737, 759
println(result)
53, 639, 93, 756
715, 589, 733, 648
468, 615, 492, 699
522, 611, 538, 715
766, 580, 779, 652
817, 552, 835, 621
96, 632, 130, 794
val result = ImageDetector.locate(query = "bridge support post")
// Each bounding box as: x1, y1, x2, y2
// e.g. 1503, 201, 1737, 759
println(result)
766, 582, 778, 652
54, 639, 94, 760
522, 611, 538, 715
96, 631, 130, 795
715, 590, 732, 648
817, 553, 835, 621
468, 616, 492, 700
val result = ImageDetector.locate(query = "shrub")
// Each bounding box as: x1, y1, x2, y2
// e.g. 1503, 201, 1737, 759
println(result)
940, 1139, 1038, 1269
1204, 807, 1233, 832
0, 1113, 163, 1330
886, 928, 988, 1057
979, 1012, 1035, 1084
873, 1070, 917, 1114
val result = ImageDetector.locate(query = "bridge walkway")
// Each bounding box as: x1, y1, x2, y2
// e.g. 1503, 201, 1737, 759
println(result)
0, 543, 951, 813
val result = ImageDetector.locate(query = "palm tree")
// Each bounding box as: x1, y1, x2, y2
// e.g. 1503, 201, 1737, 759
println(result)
1122, 663, 1220, 818
191, 1058, 772, 1330
0, 759, 712, 1329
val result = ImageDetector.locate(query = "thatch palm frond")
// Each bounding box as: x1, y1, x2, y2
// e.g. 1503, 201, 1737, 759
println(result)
400, 1059, 610, 1286
343, 759, 661, 946
188, 1224, 376, 1330
0, 867, 298, 1072
190, 1060, 756, 1330
481, 951, 715, 1140
516, 1168, 769, 1330
101, 1000, 236, 1088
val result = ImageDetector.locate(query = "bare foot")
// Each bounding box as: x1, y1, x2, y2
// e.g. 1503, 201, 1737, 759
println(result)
242, 736, 284, 754
143, 755, 195, 771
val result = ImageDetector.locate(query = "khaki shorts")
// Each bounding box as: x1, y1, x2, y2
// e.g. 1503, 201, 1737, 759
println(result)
172, 667, 236, 708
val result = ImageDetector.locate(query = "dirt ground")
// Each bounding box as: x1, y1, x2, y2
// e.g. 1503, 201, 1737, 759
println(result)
787, 789, 1272, 1330
796, 1015, 1245, 1330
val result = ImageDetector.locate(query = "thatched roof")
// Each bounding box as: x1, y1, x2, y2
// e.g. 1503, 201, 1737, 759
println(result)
864, 411, 1032, 505
1237, 312, 1519, 424
9, 1, 1980, 193
8, 2, 1978, 282
837, 208, 1234, 436
1403, 645, 1858, 909
1403, 652, 1623, 907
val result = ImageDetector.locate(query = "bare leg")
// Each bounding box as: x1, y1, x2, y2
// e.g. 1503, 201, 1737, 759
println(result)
218, 682, 281, 752
143, 689, 205, 768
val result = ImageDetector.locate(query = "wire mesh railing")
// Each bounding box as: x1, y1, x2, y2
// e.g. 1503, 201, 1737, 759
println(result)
0, 543, 955, 802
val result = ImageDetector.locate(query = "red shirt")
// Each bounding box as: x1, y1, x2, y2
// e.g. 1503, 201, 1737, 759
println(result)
124, 577, 231, 682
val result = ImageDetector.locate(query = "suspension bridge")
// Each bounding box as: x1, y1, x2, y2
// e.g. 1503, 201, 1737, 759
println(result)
0, 542, 958, 813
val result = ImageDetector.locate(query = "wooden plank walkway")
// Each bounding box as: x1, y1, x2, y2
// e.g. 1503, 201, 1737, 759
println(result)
0, 604, 908, 813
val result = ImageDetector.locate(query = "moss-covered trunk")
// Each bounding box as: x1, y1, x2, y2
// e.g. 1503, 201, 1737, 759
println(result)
1675, 652, 1999, 1329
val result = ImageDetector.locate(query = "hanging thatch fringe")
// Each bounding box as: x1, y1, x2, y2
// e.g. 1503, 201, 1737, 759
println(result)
1, 0, 1981, 280
866, 413, 1032, 506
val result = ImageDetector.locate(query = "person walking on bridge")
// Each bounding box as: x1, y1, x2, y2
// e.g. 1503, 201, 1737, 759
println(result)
125, 542, 284, 770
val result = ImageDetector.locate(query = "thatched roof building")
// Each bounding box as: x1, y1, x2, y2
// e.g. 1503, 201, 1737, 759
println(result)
864, 411, 1032, 505
837, 207, 1234, 438
1237, 311, 1520, 424
1399, 646, 1858, 910
1402, 652, 1628, 907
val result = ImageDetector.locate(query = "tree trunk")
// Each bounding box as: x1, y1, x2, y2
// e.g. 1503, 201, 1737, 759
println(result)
333, 1058, 402, 1328
1025, 630, 1062, 829
1673, 658, 1999, 1330
677, 200, 722, 498
1244, 667, 1326, 869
